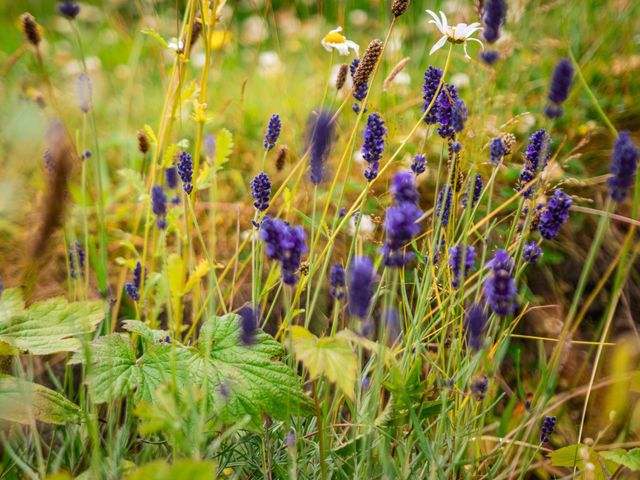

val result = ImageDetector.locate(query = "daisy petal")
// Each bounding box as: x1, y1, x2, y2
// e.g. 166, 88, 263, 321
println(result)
346, 40, 360, 57
429, 35, 448, 55
425, 10, 444, 32
439, 11, 449, 32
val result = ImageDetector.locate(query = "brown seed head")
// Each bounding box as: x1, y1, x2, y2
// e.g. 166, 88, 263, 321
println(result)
190, 18, 203, 47
353, 39, 383, 86
137, 130, 150, 154
500, 133, 516, 155
275, 145, 288, 171
335, 64, 348, 90
392, 0, 410, 17
383, 56, 410, 91
21, 13, 41, 46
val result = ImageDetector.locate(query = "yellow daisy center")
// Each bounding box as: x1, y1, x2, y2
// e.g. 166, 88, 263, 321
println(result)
323, 32, 346, 44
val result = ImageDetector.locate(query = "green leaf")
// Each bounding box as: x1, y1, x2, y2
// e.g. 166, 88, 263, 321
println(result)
550, 444, 619, 479
125, 459, 217, 480
600, 448, 640, 471
141, 28, 169, 48
213, 128, 233, 169
0, 375, 81, 425
191, 314, 311, 429
291, 326, 357, 401
0, 289, 104, 355
72, 334, 191, 403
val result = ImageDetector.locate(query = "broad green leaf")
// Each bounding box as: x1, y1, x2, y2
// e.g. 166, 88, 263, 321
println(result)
600, 448, 640, 471
290, 326, 357, 401
549, 444, 619, 479
214, 128, 233, 169
0, 289, 104, 355
0, 375, 80, 425
71, 334, 191, 403
191, 314, 311, 429
125, 459, 216, 480
141, 28, 168, 48
122, 320, 169, 344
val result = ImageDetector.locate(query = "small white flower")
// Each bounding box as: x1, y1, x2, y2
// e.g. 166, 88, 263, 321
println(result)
321, 27, 360, 56
168, 38, 185, 52
425, 10, 483, 59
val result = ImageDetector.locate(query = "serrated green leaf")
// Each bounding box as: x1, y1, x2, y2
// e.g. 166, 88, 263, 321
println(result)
122, 320, 170, 344
125, 459, 217, 480
0, 375, 80, 425
600, 448, 640, 471
214, 129, 233, 169
0, 289, 104, 355
141, 28, 169, 48
191, 314, 311, 429
72, 334, 191, 403
291, 326, 357, 401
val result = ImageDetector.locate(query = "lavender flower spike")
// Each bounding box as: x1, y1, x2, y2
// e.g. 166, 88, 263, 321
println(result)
607, 131, 638, 202
362, 113, 386, 181
177, 151, 194, 194
484, 249, 518, 316
151, 185, 167, 229
250, 172, 271, 211
390, 170, 419, 205
545, 59, 574, 119
538, 189, 572, 240
264, 114, 281, 151
308, 110, 334, 184
348, 256, 376, 319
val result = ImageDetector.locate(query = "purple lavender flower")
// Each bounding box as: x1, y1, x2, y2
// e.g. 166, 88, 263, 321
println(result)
125, 261, 142, 302
411, 154, 426, 175
58, 0, 80, 19
451, 99, 468, 133
205, 134, 216, 159
523, 241, 542, 263
538, 189, 572, 240
165, 167, 178, 189
381, 202, 422, 267
390, 170, 419, 205
308, 110, 334, 185
480, 50, 500, 65
435, 84, 460, 138
348, 256, 376, 319
518, 129, 551, 197
436, 184, 453, 226
448, 245, 476, 288
238, 305, 258, 346
250, 172, 271, 211
470, 375, 489, 399
482, 0, 506, 43
177, 151, 193, 194
489, 137, 505, 164
362, 113, 386, 181
422, 66, 443, 124
263, 114, 281, 151
484, 249, 518, 316
540, 416, 557, 443
545, 59, 574, 119
329, 263, 346, 300
607, 131, 638, 202
151, 185, 167, 229
259, 216, 307, 285
451, 141, 462, 153
465, 304, 487, 350
76, 73, 92, 113
350, 58, 369, 105
463, 174, 483, 208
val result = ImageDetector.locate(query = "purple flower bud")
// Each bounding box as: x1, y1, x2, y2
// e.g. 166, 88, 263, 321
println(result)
465, 304, 487, 350
538, 189, 572, 240
250, 172, 271, 211
264, 114, 281, 151
484, 249, 518, 316
390, 170, 419, 205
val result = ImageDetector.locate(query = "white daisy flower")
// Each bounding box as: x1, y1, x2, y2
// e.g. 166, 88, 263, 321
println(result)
321, 27, 360, 56
425, 10, 483, 59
